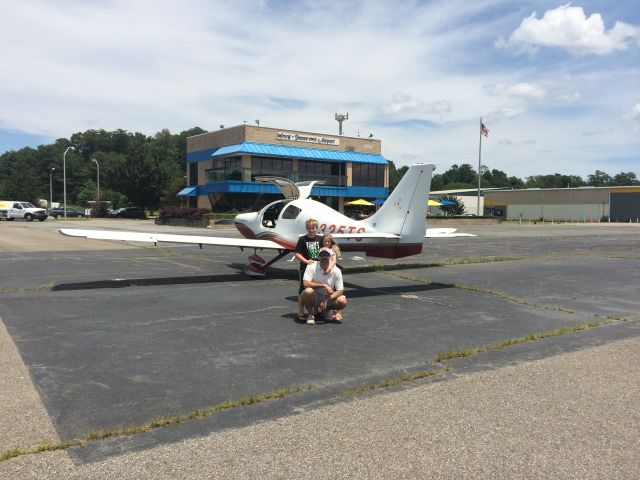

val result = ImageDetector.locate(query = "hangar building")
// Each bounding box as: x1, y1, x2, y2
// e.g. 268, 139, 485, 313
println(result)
181, 124, 389, 212
484, 186, 640, 222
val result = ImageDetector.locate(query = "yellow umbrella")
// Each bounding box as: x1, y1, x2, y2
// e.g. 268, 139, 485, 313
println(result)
345, 199, 375, 206
428, 199, 442, 206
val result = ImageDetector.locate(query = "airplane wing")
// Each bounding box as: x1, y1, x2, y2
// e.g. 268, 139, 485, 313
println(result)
58, 229, 286, 250
425, 228, 476, 238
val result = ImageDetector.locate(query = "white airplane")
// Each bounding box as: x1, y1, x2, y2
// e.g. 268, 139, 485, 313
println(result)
59, 163, 474, 276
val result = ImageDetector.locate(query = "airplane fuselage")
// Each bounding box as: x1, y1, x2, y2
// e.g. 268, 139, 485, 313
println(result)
234, 198, 422, 258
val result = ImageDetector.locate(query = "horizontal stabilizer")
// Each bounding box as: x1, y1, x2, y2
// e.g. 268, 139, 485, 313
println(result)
425, 228, 476, 238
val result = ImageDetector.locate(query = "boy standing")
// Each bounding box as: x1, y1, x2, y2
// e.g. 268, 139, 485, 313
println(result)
294, 219, 322, 321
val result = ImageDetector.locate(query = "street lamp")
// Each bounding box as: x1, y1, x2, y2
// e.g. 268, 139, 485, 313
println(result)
49, 168, 55, 212
63, 146, 75, 219
92, 158, 100, 200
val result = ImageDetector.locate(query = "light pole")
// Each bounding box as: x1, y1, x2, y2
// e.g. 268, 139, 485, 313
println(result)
49, 168, 55, 212
92, 158, 100, 200
63, 146, 75, 219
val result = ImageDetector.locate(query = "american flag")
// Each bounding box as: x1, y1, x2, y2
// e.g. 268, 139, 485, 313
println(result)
481, 122, 489, 137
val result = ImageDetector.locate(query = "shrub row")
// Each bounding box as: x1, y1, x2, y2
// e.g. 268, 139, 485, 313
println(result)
158, 207, 209, 220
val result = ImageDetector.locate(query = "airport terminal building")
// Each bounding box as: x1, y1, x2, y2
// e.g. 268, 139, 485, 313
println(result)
181, 124, 389, 212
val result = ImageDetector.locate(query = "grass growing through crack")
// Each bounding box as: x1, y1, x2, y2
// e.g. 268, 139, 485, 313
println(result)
0, 384, 314, 463
386, 271, 582, 314
341, 369, 439, 397
434, 321, 609, 362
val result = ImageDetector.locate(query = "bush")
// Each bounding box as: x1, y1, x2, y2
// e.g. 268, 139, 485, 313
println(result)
90, 201, 110, 218
158, 207, 209, 220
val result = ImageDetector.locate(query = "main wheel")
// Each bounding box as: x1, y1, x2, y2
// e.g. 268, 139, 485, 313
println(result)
24, 213, 33, 221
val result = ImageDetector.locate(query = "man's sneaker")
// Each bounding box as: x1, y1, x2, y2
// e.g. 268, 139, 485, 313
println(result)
307, 315, 315, 325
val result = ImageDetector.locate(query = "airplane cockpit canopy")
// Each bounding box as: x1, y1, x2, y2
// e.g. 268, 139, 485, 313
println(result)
254, 176, 325, 200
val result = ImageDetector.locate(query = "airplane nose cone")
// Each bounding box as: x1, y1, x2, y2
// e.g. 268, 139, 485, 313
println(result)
234, 212, 259, 239
235, 212, 258, 225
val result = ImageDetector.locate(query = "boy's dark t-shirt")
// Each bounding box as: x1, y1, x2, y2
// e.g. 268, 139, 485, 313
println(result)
295, 235, 323, 270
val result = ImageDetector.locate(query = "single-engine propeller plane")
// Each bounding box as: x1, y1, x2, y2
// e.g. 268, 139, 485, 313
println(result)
59, 163, 474, 276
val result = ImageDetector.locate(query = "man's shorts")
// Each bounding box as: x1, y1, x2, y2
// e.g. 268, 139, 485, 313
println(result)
311, 291, 346, 309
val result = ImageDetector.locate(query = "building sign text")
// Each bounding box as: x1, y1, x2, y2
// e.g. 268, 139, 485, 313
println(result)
276, 131, 340, 146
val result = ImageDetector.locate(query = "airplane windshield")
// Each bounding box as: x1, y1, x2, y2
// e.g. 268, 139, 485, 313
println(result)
261, 200, 288, 228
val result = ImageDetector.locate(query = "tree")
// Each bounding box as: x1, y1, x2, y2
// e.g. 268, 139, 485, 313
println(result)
508, 176, 525, 189
388, 160, 408, 191
439, 194, 466, 215
481, 168, 512, 188
525, 174, 585, 188
105, 133, 180, 213
587, 170, 612, 186
441, 164, 476, 188
611, 172, 639, 186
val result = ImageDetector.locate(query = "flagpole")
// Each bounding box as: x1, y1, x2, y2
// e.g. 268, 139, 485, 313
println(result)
477, 117, 482, 216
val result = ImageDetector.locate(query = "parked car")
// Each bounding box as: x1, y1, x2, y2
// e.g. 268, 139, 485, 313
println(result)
108, 207, 146, 219
50, 207, 85, 219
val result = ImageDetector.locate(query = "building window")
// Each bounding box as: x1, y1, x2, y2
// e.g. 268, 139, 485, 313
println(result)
298, 160, 344, 186
224, 157, 243, 180
251, 156, 293, 180
352, 163, 384, 187
189, 163, 198, 186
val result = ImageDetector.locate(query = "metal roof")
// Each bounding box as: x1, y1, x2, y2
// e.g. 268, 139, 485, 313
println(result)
208, 142, 388, 165
176, 186, 198, 197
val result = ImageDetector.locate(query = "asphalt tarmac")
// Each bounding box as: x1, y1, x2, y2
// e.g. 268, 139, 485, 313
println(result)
1, 219, 639, 478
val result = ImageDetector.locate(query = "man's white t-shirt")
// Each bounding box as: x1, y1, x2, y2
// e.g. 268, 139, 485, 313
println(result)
303, 262, 344, 298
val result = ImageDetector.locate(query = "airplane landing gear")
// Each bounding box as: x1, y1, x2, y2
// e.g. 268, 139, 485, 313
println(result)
243, 250, 292, 277
243, 263, 266, 277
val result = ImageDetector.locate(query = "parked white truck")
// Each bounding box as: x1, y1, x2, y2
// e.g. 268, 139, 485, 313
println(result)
0, 201, 48, 221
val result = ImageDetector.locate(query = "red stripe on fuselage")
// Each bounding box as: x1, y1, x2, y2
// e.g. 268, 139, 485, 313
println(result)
235, 223, 256, 239
235, 223, 296, 249
353, 243, 423, 259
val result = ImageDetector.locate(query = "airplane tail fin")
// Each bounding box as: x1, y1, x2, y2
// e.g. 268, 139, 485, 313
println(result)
363, 164, 433, 244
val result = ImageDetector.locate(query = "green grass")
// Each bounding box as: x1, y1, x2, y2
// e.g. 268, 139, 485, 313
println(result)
0, 384, 314, 463
434, 321, 608, 363
342, 369, 439, 397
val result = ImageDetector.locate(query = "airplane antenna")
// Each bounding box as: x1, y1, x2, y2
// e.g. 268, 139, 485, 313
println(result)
335, 112, 348, 135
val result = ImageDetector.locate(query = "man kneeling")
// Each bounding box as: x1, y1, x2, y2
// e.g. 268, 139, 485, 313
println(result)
301, 247, 347, 325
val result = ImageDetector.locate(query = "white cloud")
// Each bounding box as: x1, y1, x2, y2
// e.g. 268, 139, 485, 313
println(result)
498, 138, 536, 146
581, 127, 613, 136
500, 4, 640, 55
487, 107, 526, 121
555, 92, 581, 104
383, 93, 452, 118
485, 82, 546, 99
631, 103, 640, 122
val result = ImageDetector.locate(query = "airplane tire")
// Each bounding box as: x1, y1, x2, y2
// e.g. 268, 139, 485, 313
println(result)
244, 264, 266, 277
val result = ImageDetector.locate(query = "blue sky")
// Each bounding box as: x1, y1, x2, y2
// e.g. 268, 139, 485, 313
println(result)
1, 0, 638, 178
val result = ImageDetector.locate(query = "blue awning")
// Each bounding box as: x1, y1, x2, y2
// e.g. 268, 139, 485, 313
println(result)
206, 142, 388, 165
177, 187, 197, 197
